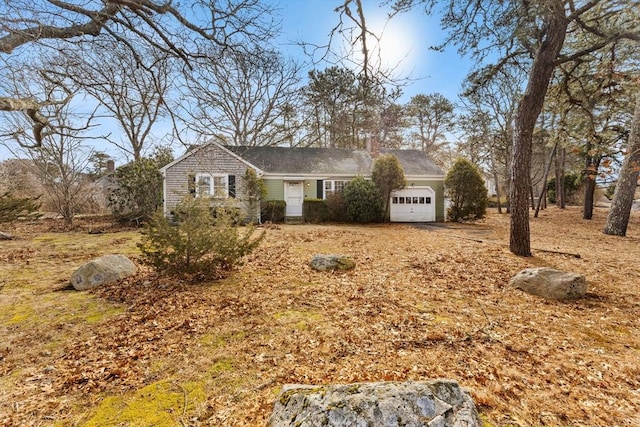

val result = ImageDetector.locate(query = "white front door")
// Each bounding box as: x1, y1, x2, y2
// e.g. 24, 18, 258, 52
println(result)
285, 181, 304, 216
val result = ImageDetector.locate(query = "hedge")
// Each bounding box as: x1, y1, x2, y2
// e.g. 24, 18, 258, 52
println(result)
260, 200, 286, 223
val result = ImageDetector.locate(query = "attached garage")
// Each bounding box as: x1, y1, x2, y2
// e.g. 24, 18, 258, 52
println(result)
390, 186, 436, 222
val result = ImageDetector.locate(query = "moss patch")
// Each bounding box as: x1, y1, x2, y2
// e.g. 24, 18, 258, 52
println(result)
199, 331, 246, 348
209, 358, 234, 375
4, 304, 35, 325
273, 309, 324, 330
83, 380, 205, 427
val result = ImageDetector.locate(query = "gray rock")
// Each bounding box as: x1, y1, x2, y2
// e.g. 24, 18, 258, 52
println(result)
310, 254, 355, 271
70, 254, 137, 290
0, 231, 15, 240
509, 267, 586, 300
269, 380, 481, 427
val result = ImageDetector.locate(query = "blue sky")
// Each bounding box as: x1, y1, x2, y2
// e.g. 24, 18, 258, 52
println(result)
276, 0, 475, 103
0, 1, 474, 162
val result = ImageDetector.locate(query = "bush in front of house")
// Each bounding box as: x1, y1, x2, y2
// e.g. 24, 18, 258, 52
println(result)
372, 154, 406, 222
445, 158, 488, 222
109, 149, 173, 226
139, 196, 264, 281
342, 176, 383, 223
260, 200, 286, 223
325, 192, 348, 222
242, 168, 267, 224
210, 202, 243, 226
303, 199, 329, 223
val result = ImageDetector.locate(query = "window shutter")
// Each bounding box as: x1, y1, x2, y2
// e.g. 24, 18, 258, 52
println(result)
228, 175, 236, 198
188, 173, 196, 196
317, 180, 323, 199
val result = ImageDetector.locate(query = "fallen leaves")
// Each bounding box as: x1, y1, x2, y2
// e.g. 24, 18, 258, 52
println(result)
1, 207, 640, 426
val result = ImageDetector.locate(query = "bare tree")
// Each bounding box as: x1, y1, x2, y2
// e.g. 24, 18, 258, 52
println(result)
49, 43, 173, 160
8, 98, 96, 225
0, 0, 277, 147
180, 46, 302, 147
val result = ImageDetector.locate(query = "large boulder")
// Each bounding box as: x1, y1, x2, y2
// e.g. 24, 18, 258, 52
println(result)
310, 254, 355, 271
71, 254, 137, 291
509, 267, 586, 300
0, 231, 15, 240
269, 380, 481, 427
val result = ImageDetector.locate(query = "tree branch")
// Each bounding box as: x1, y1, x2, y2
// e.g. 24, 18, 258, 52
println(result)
0, 3, 122, 54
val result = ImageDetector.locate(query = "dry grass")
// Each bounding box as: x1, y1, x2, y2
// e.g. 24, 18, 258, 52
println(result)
1, 207, 639, 426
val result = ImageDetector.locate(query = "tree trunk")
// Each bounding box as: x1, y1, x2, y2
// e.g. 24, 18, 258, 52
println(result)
583, 171, 596, 219
583, 160, 599, 220
509, 2, 568, 256
555, 147, 566, 208
530, 185, 535, 210
491, 150, 503, 214
604, 91, 640, 236
535, 140, 557, 218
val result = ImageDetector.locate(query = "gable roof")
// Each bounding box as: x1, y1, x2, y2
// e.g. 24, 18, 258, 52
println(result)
225, 145, 444, 177
159, 141, 263, 174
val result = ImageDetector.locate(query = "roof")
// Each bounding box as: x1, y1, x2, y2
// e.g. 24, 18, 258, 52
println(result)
225, 145, 444, 177
382, 149, 444, 176
160, 142, 263, 174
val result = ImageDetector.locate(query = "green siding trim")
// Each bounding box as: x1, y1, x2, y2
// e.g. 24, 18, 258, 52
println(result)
263, 179, 318, 202
405, 179, 445, 221
303, 180, 317, 199
264, 179, 284, 200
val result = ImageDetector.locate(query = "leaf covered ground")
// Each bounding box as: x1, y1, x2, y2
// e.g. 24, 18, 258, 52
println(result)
1, 207, 639, 426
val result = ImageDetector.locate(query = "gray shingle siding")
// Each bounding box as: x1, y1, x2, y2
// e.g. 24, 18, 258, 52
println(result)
162, 144, 253, 215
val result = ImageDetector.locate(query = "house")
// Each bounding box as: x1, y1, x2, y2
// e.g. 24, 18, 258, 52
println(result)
160, 141, 446, 222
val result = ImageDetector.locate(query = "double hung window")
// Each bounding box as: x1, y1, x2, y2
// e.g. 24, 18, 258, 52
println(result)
195, 173, 228, 198
324, 180, 348, 198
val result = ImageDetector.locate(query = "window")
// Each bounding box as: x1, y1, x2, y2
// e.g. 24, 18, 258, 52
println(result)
324, 180, 349, 198
195, 173, 211, 196
195, 173, 228, 198
426, 197, 431, 204
392, 197, 398, 204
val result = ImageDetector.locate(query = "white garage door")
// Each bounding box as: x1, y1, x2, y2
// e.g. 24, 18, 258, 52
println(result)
390, 187, 436, 222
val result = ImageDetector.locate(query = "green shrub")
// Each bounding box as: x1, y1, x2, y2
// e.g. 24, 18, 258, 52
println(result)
0, 192, 42, 223
260, 200, 286, 223
303, 199, 329, 223
546, 173, 582, 204
372, 154, 406, 221
325, 192, 348, 222
109, 158, 164, 226
242, 169, 266, 224
342, 176, 383, 223
445, 158, 488, 222
138, 196, 264, 281
210, 203, 242, 226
